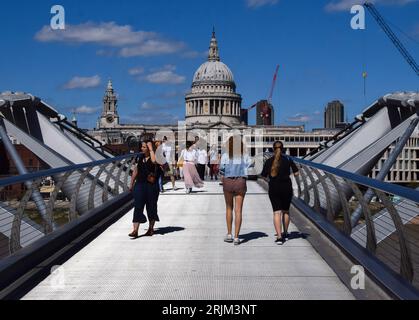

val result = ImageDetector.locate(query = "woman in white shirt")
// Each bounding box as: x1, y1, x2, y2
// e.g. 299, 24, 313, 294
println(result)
196, 147, 208, 181
179, 141, 204, 194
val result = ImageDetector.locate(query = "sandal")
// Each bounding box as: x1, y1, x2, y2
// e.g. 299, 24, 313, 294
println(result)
128, 231, 138, 238
144, 229, 154, 237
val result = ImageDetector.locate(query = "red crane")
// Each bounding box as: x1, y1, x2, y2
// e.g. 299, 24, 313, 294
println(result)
268, 64, 280, 104
241, 65, 279, 125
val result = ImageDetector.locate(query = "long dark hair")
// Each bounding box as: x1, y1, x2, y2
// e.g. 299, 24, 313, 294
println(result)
141, 140, 156, 157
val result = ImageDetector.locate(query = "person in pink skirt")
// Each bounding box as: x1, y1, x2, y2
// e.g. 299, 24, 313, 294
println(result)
180, 141, 204, 194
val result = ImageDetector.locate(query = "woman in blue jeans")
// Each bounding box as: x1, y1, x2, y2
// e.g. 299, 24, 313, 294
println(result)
129, 141, 161, 238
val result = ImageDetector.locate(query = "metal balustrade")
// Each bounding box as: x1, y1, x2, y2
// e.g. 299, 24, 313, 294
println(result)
0, 153, 140, 260
269, 154, 419, 292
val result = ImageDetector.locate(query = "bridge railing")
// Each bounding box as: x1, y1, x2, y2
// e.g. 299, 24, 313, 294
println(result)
0, 153, 140, 260
287, 156, 419, 294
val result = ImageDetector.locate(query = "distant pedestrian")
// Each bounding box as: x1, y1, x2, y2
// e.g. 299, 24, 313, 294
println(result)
177, 151, 185, 180
154, 140, 165, 193
162, 136, 177, 191
129, 141, 161, 238
196, 145, 208, 181
261, 141, 299, 245
209, 144, 220, 180
181, 141, 204, 194
220, 136, 252, 245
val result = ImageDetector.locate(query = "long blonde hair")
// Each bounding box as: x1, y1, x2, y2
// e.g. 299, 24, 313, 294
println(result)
226, 136, 244, 160
271, 141, 284, 178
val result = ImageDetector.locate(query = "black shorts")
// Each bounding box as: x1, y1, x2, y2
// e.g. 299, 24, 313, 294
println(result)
268, 180, 293, 212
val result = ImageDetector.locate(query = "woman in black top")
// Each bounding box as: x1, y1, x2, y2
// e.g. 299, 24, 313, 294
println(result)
261, 141, 299, 245
128, 141, 161, 238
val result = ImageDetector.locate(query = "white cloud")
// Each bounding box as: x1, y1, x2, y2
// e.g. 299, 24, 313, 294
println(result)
151, 64, 177, 72
35, 22, 155, 46
287, 111, 324, 123
141, 66, 185, 85
141, 102, 156, 110
246, 0, 279, 8
325, 0, 417, 12
119, 40, 185, 57
63, 75, 101, 89
128, 67, 145, 76
73, 105, 101, 114
35, 22, 186, 57
144, 71, 185, 84
287, 114, 312, 123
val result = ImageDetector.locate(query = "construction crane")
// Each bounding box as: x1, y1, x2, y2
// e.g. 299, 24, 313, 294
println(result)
241, 65, 280, 125
268, 64, 280, 104
364, 1, 419, 76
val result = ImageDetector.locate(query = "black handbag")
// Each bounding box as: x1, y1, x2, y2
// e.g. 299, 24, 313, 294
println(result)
146, 162, 158, 184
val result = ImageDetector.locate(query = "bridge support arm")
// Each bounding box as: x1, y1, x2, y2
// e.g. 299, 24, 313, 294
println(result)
350, 116, 419, 227
0, 119, 50, 228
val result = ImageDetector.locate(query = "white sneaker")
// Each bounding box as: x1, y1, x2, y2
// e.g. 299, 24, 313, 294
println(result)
224, 234, 233, 243
234, 238, 242, 246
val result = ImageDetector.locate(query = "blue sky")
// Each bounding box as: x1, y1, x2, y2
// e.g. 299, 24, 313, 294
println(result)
0, 0, 418, 130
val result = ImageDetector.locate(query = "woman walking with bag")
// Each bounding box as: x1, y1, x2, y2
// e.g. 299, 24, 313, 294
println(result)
129, 141, 161, 238
220, 136, 252, 246
261, 141, 299, 245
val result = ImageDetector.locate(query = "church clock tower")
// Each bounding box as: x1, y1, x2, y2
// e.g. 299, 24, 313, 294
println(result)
99, 79, 119, 128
